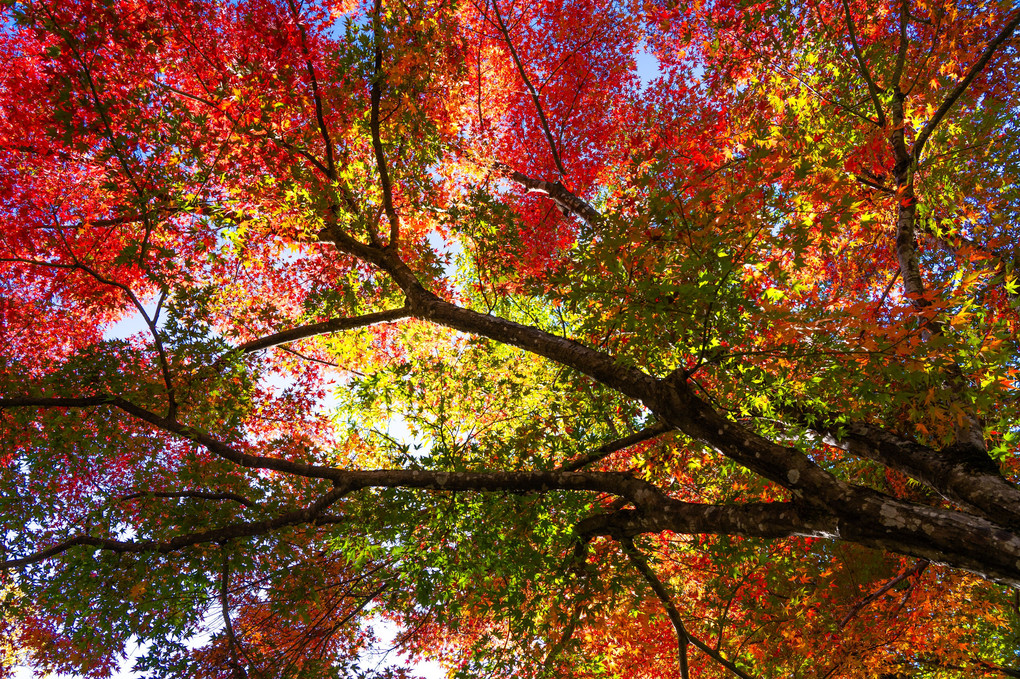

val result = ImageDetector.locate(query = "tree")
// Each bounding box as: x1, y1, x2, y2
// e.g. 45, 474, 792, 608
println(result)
1, 0, 1019, 675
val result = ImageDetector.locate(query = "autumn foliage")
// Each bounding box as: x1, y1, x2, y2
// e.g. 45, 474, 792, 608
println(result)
2, 0, 1020, 676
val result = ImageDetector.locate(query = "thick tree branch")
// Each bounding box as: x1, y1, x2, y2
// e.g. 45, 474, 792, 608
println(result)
329, 242, 850, 505
888, 75, 988, 453
7, 390, 1020, 583
816, 419, 1020, 529
312, 244, 1020, 583
577, 503, 836, 543
579, 493, 1020, 587
0, 393, 671, 507
495, 162, 603, 229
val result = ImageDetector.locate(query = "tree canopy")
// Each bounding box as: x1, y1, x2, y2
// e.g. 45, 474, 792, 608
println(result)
2, 0, 1020, 676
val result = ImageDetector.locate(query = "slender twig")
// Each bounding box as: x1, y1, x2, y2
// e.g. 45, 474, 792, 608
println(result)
622, 539, 684, 679
119, 490, 258, 509
276, 346, 343, 368
558, 422, 671, 471
285, 0, 336, 180
873, 269, 900, 312
838, 560, 929, 629
234, 307, 410, 354
913, 10, 1020, 160
489, 0, 568, 176
1, 487, 347, 570
852, 172, 894, 194
369, 0, 400, 248
156, 81, 337, 186
841, 0, 886, 126
44, 8, 153, 253
767, 61, 876, 125
33, 243, 180, 420
890, 0, 910, 89
221, 553, 252, 679
539, 600, 582, 675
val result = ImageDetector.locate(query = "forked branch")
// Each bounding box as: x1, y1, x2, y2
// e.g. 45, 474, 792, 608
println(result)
6, 391, 1020, 584
620, 537, 755, 679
